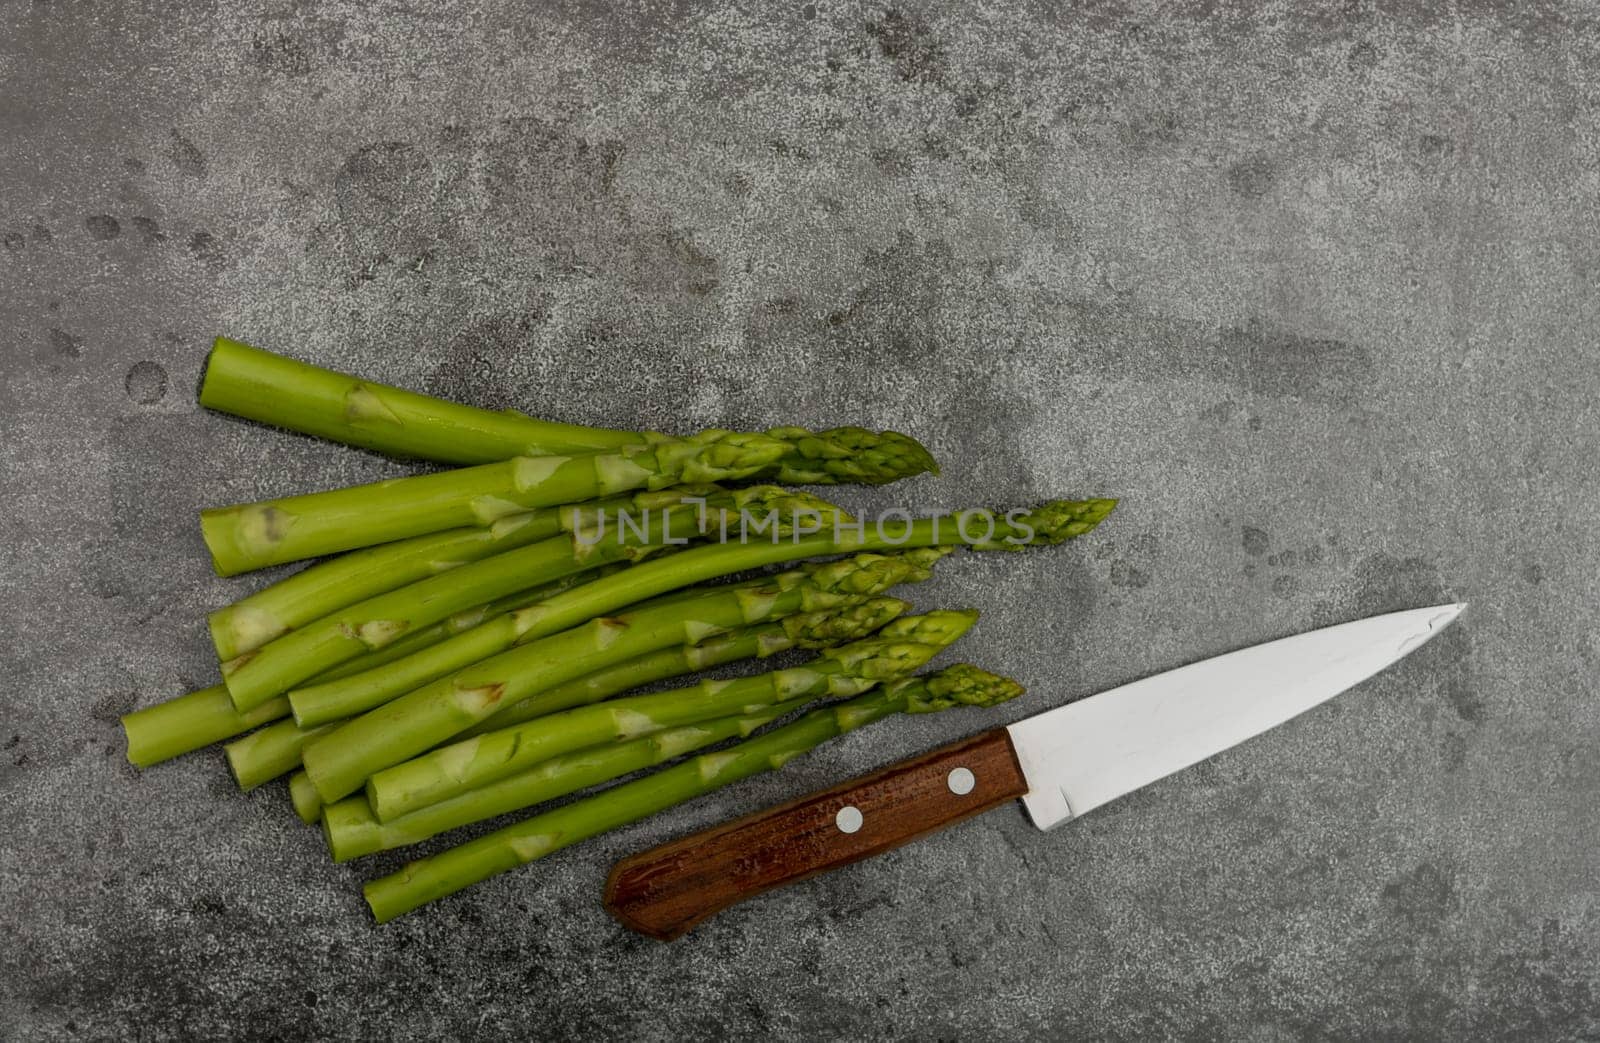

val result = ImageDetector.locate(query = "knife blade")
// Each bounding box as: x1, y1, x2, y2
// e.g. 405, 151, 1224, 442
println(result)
603, 603, 1465, 940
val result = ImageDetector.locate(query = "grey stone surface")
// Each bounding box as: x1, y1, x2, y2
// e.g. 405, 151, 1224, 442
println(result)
2, 0, 1597, 1038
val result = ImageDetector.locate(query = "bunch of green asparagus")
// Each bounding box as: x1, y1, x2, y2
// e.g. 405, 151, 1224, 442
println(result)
122, 337, 1116, 923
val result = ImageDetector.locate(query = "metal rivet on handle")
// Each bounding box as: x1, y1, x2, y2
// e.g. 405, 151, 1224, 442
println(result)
835, 806, 863, 834
947, 767, 976, 795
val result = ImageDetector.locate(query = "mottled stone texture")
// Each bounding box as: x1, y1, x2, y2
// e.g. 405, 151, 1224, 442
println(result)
2, 0, 1597, 1039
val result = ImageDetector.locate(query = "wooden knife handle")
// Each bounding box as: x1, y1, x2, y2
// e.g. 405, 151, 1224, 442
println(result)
603, 728, 1029, 940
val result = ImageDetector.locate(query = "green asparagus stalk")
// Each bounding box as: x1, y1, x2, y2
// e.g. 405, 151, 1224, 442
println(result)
300, 549, 945, 803
123, 568, 626, 769
289, 770, 323, 824
325, 697, 818, 862
456, 596, 914, 739
294, 500, 1107, 773
459, 617, 824, 740
224, 595, 900, 789
121, 685, 287, 769
200, 413, 932, 577
200, 432, 801, 575
222, 486, 815, 712
365, 610, 976, 822
201, 336, 642, 462
206, 497, 631, 660
200, 338, 938, 484
224, 719, 337, 790
362, 664, 1024, 922
283, 489, 861, 726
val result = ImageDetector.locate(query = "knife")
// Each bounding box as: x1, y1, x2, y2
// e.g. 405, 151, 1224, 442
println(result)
603, 603, 1465, 940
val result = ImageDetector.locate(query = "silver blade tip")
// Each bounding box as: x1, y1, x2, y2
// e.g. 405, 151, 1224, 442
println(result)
1396, 602, 1465, 656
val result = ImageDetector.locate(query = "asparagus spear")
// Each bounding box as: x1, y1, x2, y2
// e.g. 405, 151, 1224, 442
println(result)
200, 431, 803, 575
459, 624, 793, 739
122, 685, 288, 769
362, 664, 1024, 922
206, 497, 631, 660
324, 697, 818, 861
289, 771, 323, 824
225, 719, 337, 790
291, 502, 1100, 735
366, 610, 976, 822
222, 486, 826, 712
201, 336, 642, 462
226, 597, 902, 790
199, 415, 932, 577
123, 569, 625, 768
200, 338, 938, 484
300, 549, 945, 803
282, 489, 861, 725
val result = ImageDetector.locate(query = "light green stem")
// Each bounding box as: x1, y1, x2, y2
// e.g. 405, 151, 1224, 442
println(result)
220, 490, 735, 712
224, 719, 338, 791
206, 501, 604, 660
200, 336, 641, 463
200, 338, 937, 486
289, 771, 323, 824
199, 425, 829, 575
325, 697, 816, 861
122, 574, 612, 769
121, 686, 287, 769
460, 624, 791, 739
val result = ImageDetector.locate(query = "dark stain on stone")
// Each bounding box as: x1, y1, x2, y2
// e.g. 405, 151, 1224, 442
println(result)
1521, 562, 1543, 584
3, 734, 18, 749
125, 361, 168, 404
802, 3, 816, 19
128, 217, 165, 245
1417, 134, 1454, 159
90, 690, 138, 723
249, 28, 313, 75
1272, 573, 1297, 596
629, 229, 719, 297
336, 142, 439, 271
124, 157, 145, 174
1119, 110, 1181, 153
168, 130, 207, 177
865, 8, 945, 84
2, 231, 23, 252
1110, 560, 1149, 589
1348, 40, 1379, 69
819, 231, 952, 350
1440, 730, 1468, 772
188, 230, 227, 272
48, 328, 82, 358
1242, 526, 1270, 556
1056, 300, 1371, 404
425, 311, 548, 407
85, 215, 121, 240
1218, 319, 1369, 399
1227, 155, 1276, 198
870, 146, 912, 176
1380, 862, 1458, 934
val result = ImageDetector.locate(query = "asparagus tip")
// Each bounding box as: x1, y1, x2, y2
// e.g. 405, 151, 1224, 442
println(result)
895, 664, 1026, 713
